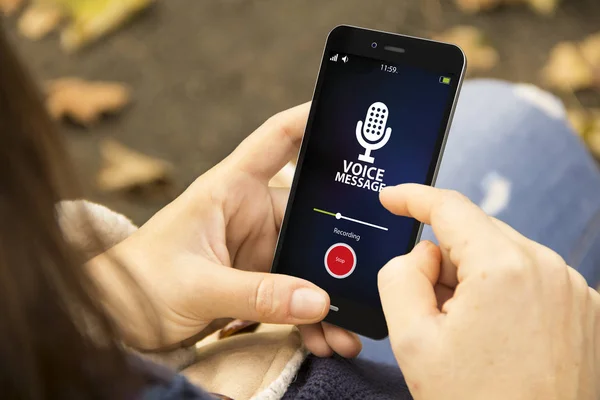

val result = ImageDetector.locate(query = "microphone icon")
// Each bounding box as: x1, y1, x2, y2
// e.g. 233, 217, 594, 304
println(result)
356, 102, 392, 164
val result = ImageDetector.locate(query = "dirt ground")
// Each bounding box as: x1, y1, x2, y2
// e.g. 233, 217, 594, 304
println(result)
4, 0, 600, 224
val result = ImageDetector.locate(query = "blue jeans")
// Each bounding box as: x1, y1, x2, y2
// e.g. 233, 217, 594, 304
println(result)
361, 79, 600, 365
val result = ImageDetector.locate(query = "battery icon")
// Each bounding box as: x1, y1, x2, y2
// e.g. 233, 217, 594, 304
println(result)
440, 76, 451, 85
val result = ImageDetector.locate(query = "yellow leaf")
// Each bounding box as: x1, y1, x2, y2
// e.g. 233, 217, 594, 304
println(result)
45, 78, 131, 126
566, 109, 589, 137
18, 3, 64, 40
567, 109, 600, 158
434, 26, 498, 72
527, 0, 560, 15
56, 0, 153, 52
454, 0, 502, 13
580, 32, 600, 69
590, 110, 600, 137
585, 129, 600, 158
0, 0, 24, 15
541, 42, 594, 92
97, 139, 173, 192
453, 0, 560, 15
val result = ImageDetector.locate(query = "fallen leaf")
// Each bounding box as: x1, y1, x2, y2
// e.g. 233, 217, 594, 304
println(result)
454, 0, 502, 13
218, 320, 260, 339
454, 0, 559, 14
580, 32, 600, 72
585, 127, 600, 158
97, 139, 173, 192
434, 26, 499, 72
0, 0, 24, 15
541, 42, 594, 92
56, 0, 153, 52
567, 108, 589, 137
18, 3, 64, 40
567, 108, 600, 157
46, 78, 131, 126
588, 110, 600, 138
527, 0, 560, 14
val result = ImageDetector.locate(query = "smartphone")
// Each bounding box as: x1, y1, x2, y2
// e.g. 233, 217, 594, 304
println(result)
271, 26, 466, 339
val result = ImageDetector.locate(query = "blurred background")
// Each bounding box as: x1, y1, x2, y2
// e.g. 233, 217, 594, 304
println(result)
2, 0, 599, 225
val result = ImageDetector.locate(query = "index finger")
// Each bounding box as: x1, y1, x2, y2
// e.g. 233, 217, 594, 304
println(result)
380, 184, 511, 268
229, 102, 310, 182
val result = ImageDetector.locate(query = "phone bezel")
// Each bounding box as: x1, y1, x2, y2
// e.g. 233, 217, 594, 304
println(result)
271, 25, 466, 340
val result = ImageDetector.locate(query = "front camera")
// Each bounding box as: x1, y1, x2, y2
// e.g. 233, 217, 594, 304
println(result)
371, 42, 378, 49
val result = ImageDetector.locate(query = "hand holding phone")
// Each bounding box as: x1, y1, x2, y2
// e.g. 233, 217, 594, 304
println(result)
272, 26, 466, 339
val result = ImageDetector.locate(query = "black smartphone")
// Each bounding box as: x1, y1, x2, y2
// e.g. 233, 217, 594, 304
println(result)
271, 26, 466, 339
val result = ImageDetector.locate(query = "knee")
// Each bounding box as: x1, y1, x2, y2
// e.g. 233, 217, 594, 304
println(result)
449, 79, 570, 149
511, 83, 566, 120
458, 79, 566, 122
437, 79, 579, 190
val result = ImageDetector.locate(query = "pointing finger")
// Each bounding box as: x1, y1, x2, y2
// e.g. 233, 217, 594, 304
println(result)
380, 184, 512, 272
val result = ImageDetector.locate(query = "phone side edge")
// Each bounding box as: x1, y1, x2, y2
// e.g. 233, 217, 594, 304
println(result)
269, 28, 338, 274
414, 46, 467, 245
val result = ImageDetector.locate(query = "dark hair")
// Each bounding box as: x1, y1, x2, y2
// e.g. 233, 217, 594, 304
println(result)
0, 27, 143, 398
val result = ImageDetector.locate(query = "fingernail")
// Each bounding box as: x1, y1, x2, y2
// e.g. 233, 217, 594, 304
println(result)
290, 288, 327, 319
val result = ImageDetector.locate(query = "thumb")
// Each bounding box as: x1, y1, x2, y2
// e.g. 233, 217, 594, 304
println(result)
378, 241, 442, 336
201, 266, 330, 324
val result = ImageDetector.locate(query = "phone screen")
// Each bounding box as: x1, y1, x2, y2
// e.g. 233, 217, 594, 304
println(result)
272, 28, 464, 338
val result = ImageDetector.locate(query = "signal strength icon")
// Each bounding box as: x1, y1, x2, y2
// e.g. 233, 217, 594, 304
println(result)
330, 54, 338, 62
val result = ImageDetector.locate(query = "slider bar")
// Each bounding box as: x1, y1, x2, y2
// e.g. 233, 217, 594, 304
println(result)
313, 208, 388, 231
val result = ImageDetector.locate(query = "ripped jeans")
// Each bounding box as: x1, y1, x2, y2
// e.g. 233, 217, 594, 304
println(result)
361, 79, 600, 365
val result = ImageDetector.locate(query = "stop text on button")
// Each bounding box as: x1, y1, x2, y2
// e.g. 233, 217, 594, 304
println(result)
324, 243, 357, 279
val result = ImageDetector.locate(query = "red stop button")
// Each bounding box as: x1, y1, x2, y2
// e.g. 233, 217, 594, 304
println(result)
324, 243, 357, 279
